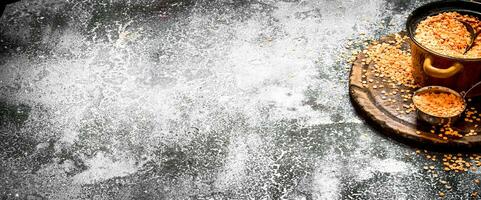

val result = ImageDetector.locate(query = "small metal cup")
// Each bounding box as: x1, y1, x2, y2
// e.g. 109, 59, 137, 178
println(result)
412, 86, 467, 126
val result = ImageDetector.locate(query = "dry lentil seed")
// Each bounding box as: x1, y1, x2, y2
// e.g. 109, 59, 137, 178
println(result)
439, 192, 445, 197
364, 37, 420, 88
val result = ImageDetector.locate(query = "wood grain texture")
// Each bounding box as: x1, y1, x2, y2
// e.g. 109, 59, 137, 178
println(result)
349, 33, 481, 150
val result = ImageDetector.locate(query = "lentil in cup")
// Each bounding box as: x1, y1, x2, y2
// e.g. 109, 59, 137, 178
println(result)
413, 86, 466, 125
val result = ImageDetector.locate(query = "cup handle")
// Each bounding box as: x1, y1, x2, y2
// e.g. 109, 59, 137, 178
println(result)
423, 56, 463, 78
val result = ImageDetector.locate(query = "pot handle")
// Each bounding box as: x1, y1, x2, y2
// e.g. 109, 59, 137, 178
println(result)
423, 56, 463, 78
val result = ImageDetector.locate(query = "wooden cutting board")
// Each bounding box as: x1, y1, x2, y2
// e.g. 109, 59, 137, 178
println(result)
349, 33, 481, 150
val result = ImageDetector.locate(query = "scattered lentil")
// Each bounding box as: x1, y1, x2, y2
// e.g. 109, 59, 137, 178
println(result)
365, 34, 420, 88
439, 192, 445, 197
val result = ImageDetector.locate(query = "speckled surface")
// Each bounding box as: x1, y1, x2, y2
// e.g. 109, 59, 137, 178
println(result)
0, 0, 480, 199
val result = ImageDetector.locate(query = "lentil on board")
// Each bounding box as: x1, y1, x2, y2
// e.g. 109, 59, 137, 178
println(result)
364, 34, 420, 88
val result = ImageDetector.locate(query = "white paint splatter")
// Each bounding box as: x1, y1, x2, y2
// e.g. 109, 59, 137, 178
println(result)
73, 152, 140, 184
1, 0, 402, 192
215, 135, 249, 189
312, 153, 341, 200
357, 158, 415, 181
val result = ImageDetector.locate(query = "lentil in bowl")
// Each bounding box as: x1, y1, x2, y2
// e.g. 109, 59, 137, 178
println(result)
413, 91, 465, 118
412, 86, 466, 125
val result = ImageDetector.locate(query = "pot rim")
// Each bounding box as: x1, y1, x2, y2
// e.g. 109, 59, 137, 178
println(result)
406, 0, 481, 62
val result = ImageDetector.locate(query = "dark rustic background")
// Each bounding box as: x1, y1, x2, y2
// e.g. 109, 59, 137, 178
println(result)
1, 0, 479, 199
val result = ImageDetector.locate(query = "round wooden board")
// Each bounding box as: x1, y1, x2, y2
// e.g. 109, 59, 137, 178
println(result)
349, 32, 481, 150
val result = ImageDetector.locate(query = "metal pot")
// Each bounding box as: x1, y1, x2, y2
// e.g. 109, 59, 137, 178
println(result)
406, 0, 481, 92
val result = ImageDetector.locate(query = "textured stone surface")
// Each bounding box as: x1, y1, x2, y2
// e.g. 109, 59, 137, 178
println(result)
0, 0, 479, 199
